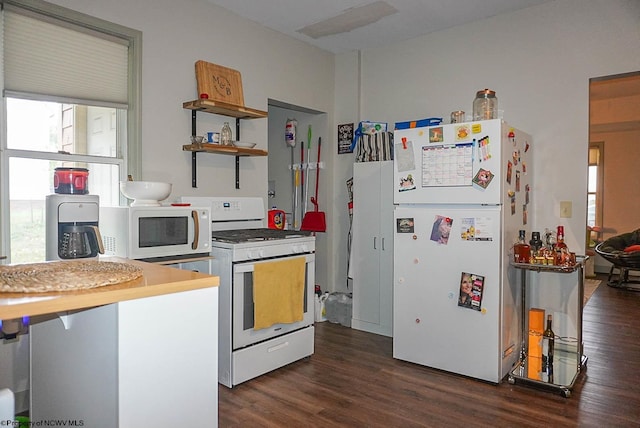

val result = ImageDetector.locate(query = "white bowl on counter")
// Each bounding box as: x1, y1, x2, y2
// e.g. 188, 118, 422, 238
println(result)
120, 181, 172, 206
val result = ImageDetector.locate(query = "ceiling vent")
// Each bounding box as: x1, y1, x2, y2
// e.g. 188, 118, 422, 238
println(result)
297, 1, 398, 39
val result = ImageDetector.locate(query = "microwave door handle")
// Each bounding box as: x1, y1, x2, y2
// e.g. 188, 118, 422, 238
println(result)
191, 210, 200, 250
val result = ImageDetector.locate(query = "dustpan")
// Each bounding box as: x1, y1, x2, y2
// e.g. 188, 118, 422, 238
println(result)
301, 137, 326, 232
301, 197, 326, 232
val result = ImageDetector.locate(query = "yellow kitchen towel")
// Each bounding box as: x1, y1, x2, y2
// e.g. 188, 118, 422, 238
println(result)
253, 257, 306, 330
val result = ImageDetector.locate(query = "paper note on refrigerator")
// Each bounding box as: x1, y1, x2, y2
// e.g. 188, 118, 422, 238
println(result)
395, 140, 415, 172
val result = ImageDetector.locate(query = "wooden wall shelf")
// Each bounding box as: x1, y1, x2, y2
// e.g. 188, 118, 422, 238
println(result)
183, 99, 267, 119
182, 143, 267, 157
183, 99, 268, 189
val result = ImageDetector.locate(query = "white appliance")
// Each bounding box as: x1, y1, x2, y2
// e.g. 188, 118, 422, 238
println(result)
99, 206, 211, 261
393, 118, 532, 383
180, 196, 316, 388
45, 194, 100, 261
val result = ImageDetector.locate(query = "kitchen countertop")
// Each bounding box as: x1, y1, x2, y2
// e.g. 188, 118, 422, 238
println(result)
0, 257, 219, 320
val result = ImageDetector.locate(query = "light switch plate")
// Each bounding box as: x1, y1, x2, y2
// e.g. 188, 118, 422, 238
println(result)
560, 201, 572, 218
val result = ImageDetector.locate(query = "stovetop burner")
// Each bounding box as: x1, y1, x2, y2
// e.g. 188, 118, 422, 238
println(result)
211, 228, 312, 244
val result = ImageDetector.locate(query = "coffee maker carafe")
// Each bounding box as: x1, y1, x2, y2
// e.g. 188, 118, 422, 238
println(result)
58, 225, 104, 259
46, 194, 104, 261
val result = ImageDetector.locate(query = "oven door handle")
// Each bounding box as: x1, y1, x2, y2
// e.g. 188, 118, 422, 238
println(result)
191, 210, 200, 250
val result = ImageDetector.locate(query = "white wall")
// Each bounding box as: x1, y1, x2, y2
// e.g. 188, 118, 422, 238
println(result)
338, 0, 640, 256
331, 53, 361, 292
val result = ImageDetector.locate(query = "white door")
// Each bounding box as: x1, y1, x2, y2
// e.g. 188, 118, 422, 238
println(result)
351, 161, 394, 336
393, 204, 505, 382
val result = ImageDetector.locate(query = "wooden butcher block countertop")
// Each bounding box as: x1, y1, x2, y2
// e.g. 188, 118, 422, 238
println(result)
0, 257, 219, 320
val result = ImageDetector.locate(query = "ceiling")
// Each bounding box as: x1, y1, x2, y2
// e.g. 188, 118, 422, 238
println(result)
205, 0, 555, 54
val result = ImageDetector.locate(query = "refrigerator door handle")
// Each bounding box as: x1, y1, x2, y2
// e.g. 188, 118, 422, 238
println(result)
373, 236, 377, 249
382, 237, 385, 251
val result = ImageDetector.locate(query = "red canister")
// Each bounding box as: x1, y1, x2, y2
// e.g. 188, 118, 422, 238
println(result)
267, 209, 286, 230
54, 167, 89, 194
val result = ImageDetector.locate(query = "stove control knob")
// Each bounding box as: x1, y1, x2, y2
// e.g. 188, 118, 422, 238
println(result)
249, 250, 265, 259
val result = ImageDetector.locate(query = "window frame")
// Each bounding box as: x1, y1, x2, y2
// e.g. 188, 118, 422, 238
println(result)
0, 0, 142, 262
588, 141, 604, 229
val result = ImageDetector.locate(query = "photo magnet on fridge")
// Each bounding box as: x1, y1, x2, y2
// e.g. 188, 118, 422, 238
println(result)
454, 124, 471, 142
458, 272, 485, 311
472, 168, 494, 189
397, 218, 415, 233
398, 174, 416, 192
430, 215, 452, 245
429, 127, 444, 143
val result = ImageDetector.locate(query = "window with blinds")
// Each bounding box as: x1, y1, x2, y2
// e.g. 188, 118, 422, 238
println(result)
1, 0, 141, 264
3, 8, 129, 105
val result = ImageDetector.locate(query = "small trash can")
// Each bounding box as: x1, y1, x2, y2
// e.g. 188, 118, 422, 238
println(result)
325, 292, 353, 327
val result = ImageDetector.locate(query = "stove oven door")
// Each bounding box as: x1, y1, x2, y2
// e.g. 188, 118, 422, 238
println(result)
232, 253, 315, 349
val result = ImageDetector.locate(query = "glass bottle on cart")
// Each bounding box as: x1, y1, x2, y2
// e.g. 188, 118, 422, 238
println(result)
541, 314, 555, 382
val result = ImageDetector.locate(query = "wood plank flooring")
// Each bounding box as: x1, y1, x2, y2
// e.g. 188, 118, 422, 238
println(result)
219, 281, 640, 427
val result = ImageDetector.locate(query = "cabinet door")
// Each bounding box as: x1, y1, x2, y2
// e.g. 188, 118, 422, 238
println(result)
351, 162, 393, 336
377, 162, 394, 335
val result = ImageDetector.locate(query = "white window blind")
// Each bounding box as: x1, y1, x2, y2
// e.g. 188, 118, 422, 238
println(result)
3, 8, 129, 106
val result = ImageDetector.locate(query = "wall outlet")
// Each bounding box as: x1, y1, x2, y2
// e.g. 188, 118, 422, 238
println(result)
560, 201, 572, 218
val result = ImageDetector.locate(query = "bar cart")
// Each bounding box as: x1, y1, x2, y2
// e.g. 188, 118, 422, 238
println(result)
508, 256, 588, 398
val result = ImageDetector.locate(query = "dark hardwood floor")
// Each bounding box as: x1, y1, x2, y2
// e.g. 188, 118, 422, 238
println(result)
219, 279, 640, 427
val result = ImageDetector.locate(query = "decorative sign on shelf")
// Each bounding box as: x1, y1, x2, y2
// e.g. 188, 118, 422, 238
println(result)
195, 60, 245, 107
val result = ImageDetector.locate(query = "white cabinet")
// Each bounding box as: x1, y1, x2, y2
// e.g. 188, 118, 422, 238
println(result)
350, 161, 393, 337
30, 286, 219, 427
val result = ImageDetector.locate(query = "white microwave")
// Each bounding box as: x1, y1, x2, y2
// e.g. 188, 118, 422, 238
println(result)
99, 206, 211, 261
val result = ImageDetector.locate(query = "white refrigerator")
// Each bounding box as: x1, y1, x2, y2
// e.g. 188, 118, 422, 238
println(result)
393, 118, 532, 383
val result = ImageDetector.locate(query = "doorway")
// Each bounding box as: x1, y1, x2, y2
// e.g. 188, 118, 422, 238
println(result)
267, 98, 328, 289
588, 71, 640, 273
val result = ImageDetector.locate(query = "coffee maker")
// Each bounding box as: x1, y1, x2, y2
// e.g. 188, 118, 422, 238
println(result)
45, 194, 104, 261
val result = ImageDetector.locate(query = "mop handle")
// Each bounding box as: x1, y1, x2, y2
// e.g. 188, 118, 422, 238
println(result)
313, 137, 321, 208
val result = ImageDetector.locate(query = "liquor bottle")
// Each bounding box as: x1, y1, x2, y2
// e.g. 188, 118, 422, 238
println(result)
554, 225, 569, 265
221, 121, 233, 146
514, 229, 531, 263
541, 314, 555, 382
529, 231, 543, 259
